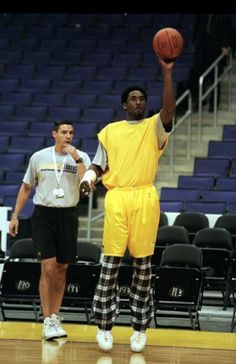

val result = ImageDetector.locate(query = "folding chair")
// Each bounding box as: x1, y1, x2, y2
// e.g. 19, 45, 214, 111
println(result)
0, 238, 40, 322
214, 214, 236, 249
193, 227, 233, 309
62, 263, 101, 324
152, 225, 190, 267
76, 241, 101, 265
153, 243, 204, 330
173, 212, 209, 242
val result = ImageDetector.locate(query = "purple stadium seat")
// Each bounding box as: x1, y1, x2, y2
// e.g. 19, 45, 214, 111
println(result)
80, 138, 98, 158
1, 121, 29, 136
0, 79, 19, 92
81, 52, 112, 66
66, 66, 97, 80
228, 203, 236, 213
33, 93, 64, 106
0, 50, 22, 63
0, 105, 15, 119
178, 175, 215, 190
193, 157, 231, 177
6, 64, 36, 78
98, 39, 127, 53
65, 94, 97, 107
81, 80, 113, 94
97, 94, 121, 108
35, 65, 66, 79
15, 106, 47, 120
5, 171, 25, 184
208, 141, 236, 159
48, 106, 81, 121
81, 107, 115, 123
1, 92, 32, 105
9, 136, 45, 154
222, 125, 236, 141
185, 201, 227, 214
127, 67, 159, 81
0, 154, 25, 171
215, 177, 236, 191
74, 123, 98, 139
96, 66, 127, 80
0, 136, 10, 152
22, 50, 51, 63
231, 159, 236, 177
160, 187, 201, 202
111, 52, 142, 67
50, 51, 82, 65
19, 79, 51, 92
160, 201, 185, 213
28, 122, 53, 136
201, 190, 236, 205
0, 185, 20, 197
50, 80, 82, 93
4, 196, 34, 218
11, 38, 40, 49
40, 39, 68, 50
68, 39, 97, 52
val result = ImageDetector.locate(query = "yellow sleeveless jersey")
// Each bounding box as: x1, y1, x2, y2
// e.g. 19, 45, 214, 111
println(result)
98, 114, 166, 189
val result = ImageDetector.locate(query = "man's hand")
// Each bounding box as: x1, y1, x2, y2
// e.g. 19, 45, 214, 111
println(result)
80, 181, 93, 196
62, 144, 78, 160
9, 218, 19, 237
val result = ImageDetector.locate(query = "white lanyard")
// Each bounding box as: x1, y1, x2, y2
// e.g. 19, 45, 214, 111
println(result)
52, 147, 68, 187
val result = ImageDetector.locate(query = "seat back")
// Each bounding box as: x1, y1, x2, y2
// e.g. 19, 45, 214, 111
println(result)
77, 241, 101, 264
173, 212, 209, 242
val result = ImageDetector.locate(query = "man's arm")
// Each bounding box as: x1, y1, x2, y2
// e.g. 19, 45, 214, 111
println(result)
9, 182, 32, 237
159, 58, 176, 131
79, 164, 103, 195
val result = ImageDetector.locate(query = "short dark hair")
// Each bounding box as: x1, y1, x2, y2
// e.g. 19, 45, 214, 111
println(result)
121, 86, 148, 104
53, 120, 74, 132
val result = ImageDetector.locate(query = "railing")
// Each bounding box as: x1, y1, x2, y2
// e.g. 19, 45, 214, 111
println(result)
198, 51, 233, 141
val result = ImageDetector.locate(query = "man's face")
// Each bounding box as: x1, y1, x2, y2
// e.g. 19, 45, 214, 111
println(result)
123, 90, 146, 120
52, 124, 74, 147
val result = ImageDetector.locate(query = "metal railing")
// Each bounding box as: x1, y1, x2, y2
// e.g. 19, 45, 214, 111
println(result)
198, 51, 233, 141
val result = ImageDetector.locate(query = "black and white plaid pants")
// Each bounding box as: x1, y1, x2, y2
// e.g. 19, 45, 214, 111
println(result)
92, 255, 154, 331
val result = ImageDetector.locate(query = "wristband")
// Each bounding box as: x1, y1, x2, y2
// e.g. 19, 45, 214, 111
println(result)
80, 169, 97, 184
75, 157, 83, 164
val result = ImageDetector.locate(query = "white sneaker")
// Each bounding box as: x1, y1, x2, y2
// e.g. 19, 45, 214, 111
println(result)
130, 331, 147, 352
51, 313, 68, 338
129, 353, 146, 364
42, 317, 60, 340
96, 329, 113, 351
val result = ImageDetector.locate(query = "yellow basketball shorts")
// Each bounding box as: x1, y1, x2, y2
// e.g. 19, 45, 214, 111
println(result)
103, 185, 160, 258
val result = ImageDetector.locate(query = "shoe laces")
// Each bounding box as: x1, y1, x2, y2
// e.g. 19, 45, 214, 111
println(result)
44, 317, 56, 329
133, 331, 145, 343
101, 330, 111, 341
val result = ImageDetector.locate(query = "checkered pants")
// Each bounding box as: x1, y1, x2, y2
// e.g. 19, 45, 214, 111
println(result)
92, 255, 154, 331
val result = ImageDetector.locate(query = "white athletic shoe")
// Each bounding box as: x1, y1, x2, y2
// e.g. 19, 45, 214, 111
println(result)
42, 317, 60, 340
129, 353, 146, 364
51, 313, 68, 338
96, 329, 113, 351
130, 331, 147, 352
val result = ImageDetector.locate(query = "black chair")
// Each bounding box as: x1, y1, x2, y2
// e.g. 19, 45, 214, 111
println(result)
62, 263, 101, 324
0, 238, 40, 321
153, 243, 204, 330
76, 241, 101, 265
152, 225, 190, 267
159, 211, 169, 227
214, 214, 236, 249
173, 212, 209, 242
192, 227, 233, 309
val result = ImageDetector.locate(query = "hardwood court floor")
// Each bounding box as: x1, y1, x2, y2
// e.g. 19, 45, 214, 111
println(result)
0, 322, 235, 363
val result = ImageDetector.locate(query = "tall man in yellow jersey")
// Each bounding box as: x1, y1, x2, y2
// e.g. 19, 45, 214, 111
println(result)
80, 58, 176, 352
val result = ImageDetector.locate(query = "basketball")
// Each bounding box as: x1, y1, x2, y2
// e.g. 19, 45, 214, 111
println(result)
152, 27, 184, 62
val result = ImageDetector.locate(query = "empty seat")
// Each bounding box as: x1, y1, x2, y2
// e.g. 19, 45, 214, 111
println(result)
160, 187, 200, 202
50, 80, 81, 93
0, 105, 15, 119
68, 39, 97, 52
0, 137, 10, 152
201, 190, 236, 206
19, 79, 51, 92
215, 177, 236, 191
40, 38, 68, 50
35, 65, 66, 79
96, 66, 127, 80
0, 25, 25, 37
1, 92, 32, 105
178, 175, 215, 189
111, 52, 141, 66
228, 203, 236, 214
22, 50, 51, 63
0, 185, 19, 197
28, 122, 53, 136
41, 13, 69, 26
54, 27, 83, 39
1, 121, 29, 136
9, 136, 45, 154
5, 171, 25, 184
214, 214, 236, 248
185, 201, 227, 214
50, 51, 82, 65
80, 138, 98, 158
15, 106, 47, 120
0, 79, 19, 92
5, 64, 36, 78
160, 201, 185, 213
208, 141, 236, 159
0, 154, 25, 171
11, 38, 40, 49
48, 106, 80, 121
98, 39, 127, 52
81, 80, 113, 94
222, 125, 236, 141
127, 67, 158, 81
68, 13, 97, 27
97, 94, 121, 108
4, 196, 34, 218
66, 66, 97, 80
81, 107, 115, 123
173, 212, 209, 242
0, 50, 22, 63
65, 94, 96, 107
81, 52, 112, 66
231, 159, 236, 177
75, 122, 98, 139
32, 93, 64, 106
25, 26, 54, 38
193, 157, 231, 177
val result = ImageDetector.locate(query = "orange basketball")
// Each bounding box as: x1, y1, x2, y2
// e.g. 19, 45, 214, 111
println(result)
152, 27, 184, 62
